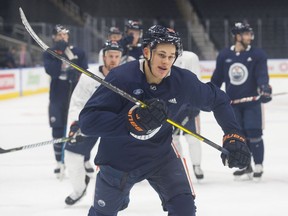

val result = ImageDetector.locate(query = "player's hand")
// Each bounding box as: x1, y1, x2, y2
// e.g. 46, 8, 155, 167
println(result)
53, 40, 68, 52
128, 98, 168, 136
221, 133, 251, 168
123, 35, 134, 46
68, 121, 84, 144
258, 84, 272, 103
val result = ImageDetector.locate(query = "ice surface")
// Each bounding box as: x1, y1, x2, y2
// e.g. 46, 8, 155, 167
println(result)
0, 78, 287, 216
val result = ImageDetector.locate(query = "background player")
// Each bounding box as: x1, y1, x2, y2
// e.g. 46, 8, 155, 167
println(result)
173, 51, 204, 180
64, 40, 123, 205
43, 24, 88, 179
211, 22, 272, 180
98, 26, 122, 65
119, 20, 143, 62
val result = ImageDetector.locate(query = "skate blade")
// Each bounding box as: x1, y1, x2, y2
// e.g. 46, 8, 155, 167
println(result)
253, 176, 262, 182
234, 173, 253, 181
195, 178, 204, 183
56, 165, 65, 181
56, 172, 65, 181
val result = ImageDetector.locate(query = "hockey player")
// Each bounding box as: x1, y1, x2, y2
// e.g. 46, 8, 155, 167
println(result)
119, 20, 143, 63
107, 26, 123, 41
211, 22, 272, 180
79, 25, 251, 216
43, 24, 88, 179
98, 26, 122, 65
64, 40, 123, 205
173, 51, 204, 180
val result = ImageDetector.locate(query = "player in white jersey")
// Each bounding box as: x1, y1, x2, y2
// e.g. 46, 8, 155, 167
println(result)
64, 40, 123, 205
173, 51, 204, 180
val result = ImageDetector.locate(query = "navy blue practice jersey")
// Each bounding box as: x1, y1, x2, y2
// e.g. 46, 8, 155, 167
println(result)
79, 60, 240, 171
211, 45, 269, 101
43, 46, 88, 128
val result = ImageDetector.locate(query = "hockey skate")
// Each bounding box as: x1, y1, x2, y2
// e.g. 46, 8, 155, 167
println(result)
253, 164, 263, 181
233, 164, 253, 181
193, 165, 204, 180
84, 161, 94, 177
65, 175, 90, 205
54, 162, 65, 180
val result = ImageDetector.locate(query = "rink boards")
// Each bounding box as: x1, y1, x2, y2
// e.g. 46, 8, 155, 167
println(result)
1, 59, 288, 100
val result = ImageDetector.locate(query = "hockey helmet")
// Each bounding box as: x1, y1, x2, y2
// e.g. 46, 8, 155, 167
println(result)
142, 25, 183, 57
125, 20, 143, 31
102, 40, 123, 55
108, 27, 122, 35
52, 24, 70, 36
231, 22, 253, 36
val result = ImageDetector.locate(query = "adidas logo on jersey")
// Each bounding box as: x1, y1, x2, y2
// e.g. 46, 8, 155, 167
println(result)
168, 98, 177, 104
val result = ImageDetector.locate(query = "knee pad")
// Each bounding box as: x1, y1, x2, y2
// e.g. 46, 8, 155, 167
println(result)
65, 150, 85, 170
165, 193, 196, 216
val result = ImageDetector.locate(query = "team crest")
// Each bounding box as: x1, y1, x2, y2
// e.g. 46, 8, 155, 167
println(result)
133, 89, 144, 95
228, 63, 248, 85
50, 116, 56, 123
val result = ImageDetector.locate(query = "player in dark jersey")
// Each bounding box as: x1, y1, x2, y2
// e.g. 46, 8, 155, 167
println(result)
211, 22, 272, 181
43, 24, 88, 179
119, 20, 143, 62
79, 25, 251, 216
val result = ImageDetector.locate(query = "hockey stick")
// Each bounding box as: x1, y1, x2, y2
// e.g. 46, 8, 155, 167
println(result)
0, 137, 71, 154
173, 116, 189, 135
272, 92, 288, 96
231, 91, 287, 104
19, 8, 228, 155
231, 95, 260, 104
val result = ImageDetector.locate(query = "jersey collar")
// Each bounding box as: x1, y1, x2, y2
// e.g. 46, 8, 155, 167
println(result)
230, 45, 251, 52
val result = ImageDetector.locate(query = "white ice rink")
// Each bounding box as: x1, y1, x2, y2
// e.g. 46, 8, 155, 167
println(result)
0, 78, 288, 216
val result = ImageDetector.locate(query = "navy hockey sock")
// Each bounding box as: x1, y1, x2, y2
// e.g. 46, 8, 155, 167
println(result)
52, 127, 66, 162
53, 142, 65, 161
249, 138, 264, 164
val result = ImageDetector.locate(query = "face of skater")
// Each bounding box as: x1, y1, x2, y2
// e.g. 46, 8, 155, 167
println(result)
53, 31, 69, 43
143, 43, 176, 84
103, 50, 122, 75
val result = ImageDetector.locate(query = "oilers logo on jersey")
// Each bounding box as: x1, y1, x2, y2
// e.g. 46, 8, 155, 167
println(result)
228, 62, 248, 85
